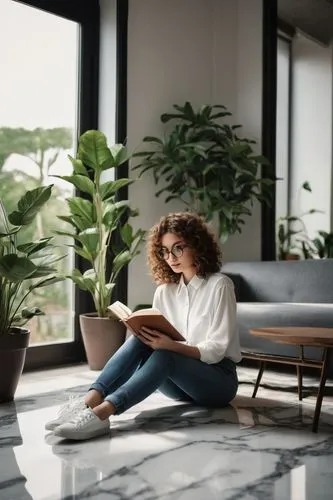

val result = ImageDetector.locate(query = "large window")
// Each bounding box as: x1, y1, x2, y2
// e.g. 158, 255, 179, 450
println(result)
0, 0, 78, 345
0, 0, 99, 369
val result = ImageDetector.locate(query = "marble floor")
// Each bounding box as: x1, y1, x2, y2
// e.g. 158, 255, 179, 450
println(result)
1, 364, 333, 500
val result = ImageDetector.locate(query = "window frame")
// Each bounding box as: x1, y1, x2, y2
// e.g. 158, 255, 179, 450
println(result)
261, 0, 277, 260
261, 2, 297, 261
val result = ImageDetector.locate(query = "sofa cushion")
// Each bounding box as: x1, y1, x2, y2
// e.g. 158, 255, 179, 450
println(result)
222, 259, 333, 303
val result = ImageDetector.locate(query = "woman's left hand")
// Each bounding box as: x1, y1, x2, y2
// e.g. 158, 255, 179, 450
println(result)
138, 326, 176, 350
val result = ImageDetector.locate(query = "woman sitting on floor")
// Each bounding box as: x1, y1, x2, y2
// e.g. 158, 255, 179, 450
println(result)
45, 211, 242, 441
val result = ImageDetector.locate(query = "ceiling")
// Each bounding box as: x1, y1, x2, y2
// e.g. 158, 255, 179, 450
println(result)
278, 0, 333, 45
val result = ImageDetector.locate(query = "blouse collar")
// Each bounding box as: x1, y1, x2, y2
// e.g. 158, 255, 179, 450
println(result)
177, 274, 205, 293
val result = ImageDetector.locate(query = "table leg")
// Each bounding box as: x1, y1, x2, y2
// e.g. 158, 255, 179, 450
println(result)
296, 365, 303, 401
312, 348, 330, 433
252, 361, 265, 398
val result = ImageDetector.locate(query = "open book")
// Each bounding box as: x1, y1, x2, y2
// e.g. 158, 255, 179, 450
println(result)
108, 301, 185, 341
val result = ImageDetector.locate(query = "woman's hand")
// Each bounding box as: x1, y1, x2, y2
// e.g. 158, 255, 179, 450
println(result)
138, 326, 201, 360
138, 326, 176, 350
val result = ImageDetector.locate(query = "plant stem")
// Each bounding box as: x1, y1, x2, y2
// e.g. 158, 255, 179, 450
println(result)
9, 283, 30, 328
94, 170, 106, 317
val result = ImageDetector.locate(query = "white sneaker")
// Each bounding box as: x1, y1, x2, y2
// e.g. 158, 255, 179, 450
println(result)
45, 396, 87, 431
54, 408, 110, 441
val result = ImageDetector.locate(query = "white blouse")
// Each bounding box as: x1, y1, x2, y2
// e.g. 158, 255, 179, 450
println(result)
152, 272, 242, 365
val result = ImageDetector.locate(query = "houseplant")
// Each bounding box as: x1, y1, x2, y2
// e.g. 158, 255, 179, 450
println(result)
55, 130, 145, 369
0, 184, 63, 402
276, 182, 323, 260
277, 219, 333, 260
133, 101, 275, 242
311, 230, 333, 259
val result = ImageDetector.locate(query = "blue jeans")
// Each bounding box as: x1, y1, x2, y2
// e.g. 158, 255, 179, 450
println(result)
90, 335, 238, 415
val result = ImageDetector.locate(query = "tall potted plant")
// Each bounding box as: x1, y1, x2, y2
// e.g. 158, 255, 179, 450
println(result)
55, 130, 145, 370
0, 185, 63, 402
133, 101, 275, 242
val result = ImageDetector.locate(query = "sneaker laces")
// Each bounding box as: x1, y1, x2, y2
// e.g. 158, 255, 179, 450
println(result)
69, 409, 95, 429
57, 396, 83, 418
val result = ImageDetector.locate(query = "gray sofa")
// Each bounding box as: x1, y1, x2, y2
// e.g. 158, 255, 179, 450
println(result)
222, 259, 333, 375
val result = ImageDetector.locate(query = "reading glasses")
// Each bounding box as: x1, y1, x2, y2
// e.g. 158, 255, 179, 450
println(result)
158, 244, 188, 260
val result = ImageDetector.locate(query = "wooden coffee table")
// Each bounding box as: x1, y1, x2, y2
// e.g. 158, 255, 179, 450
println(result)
246, 327, 333, 432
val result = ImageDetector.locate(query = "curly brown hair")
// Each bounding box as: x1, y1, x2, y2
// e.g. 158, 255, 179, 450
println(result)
147, 212, 222, 284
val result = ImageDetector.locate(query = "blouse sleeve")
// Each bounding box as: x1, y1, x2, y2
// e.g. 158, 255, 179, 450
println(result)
152, 285, 161, 310
195, 283, 237, 364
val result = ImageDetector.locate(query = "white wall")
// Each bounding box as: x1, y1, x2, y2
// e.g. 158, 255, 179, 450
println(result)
216, 0, 263, 263
99, 0, 264, 308
127, 0, 213, 307
290, 33, 332, 238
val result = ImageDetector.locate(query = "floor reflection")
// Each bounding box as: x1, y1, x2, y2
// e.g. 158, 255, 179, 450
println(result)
1, 365, 333, 499
0, 402, 33, 500
46, 398, 333, 499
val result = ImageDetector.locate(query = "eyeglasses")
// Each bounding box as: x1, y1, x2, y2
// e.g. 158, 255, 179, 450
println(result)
158, 243, 188, 260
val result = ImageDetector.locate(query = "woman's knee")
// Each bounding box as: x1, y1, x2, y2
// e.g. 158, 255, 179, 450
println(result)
124, 334, 150, 351
101, 334, 149, 369
126, 334, 141, 346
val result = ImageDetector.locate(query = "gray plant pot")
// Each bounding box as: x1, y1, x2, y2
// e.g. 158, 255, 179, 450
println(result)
0, 327, 30, 403
79, 313, 126, 370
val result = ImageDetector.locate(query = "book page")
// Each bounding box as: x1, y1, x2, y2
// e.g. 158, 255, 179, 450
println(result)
130, 308, 160, 318
108, 301, 132, 320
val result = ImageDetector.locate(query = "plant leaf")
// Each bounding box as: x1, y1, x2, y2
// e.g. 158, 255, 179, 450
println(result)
68, 155, 89, 176
8, 185, 53, 226
302, 181, 312, 192
0, 254, 37, 281
17, 237, 53, 256
120, 223, 133, 247
67, 198, 95, 226
57, 175, 95, 196
112, 250, 132, 276
28, 276, 64, 291
109, 144, 131, 168
100, 179, 133, 201
78, 130, 113, 171
21, 307, 45, 318
76, 228, 100, 258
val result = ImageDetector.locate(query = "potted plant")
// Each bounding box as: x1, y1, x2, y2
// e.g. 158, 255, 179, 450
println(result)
276, 218, 302, 260
133, 101, 275, 242
55, 130, 145, 370
0, 185, 63, 402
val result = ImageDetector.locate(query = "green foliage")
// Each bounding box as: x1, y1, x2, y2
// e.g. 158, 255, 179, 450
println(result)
0, 126, 73, 242
0, 126, 77, 342
276, 182, 325, 260
0, 185, 64, 335
133, 102, 275, 242
0, 127, 72, 181
277, 216, 305, 260
55, 130, 145, 318
276, 211, 319, 260
311, 231, 333, 258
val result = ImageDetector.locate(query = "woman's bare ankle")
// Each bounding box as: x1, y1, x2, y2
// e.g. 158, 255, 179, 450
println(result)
84, 389, 104, 409
93, 400, 116, 420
